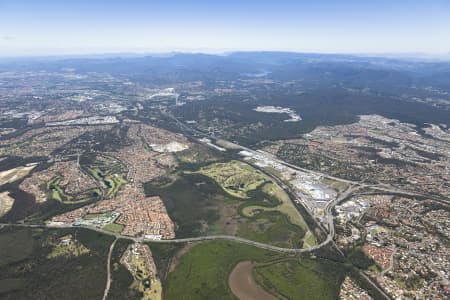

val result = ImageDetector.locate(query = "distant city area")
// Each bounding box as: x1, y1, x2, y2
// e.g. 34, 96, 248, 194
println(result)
0, 52, 449, 300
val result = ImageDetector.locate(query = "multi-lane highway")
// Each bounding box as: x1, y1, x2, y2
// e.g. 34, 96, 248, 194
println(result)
0, 222, 328, 254
3, 111, 437, 300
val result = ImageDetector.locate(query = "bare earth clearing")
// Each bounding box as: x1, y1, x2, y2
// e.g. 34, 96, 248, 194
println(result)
228, 261, 278, 300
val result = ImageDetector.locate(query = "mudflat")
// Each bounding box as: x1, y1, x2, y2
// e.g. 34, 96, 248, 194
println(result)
228, 261, 278, 300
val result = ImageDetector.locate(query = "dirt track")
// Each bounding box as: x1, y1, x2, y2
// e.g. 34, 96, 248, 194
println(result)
228, 261, 278, 300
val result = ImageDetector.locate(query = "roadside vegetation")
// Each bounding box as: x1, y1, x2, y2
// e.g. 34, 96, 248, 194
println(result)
148, 243, 185, 285
108, 239, 136, 300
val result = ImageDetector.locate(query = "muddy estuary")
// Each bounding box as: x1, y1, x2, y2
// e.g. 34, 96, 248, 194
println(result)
228, 261, 278, 300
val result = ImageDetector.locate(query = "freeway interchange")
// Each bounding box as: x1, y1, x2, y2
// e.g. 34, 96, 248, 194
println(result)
3, 112, 447, 300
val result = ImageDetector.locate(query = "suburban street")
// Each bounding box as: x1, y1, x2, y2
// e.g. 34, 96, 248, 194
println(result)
2, 112, 439, 300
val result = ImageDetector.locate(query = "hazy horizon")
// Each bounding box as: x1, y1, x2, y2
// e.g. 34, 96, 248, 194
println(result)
1, 0, 450, 57
1, 50, 450, 63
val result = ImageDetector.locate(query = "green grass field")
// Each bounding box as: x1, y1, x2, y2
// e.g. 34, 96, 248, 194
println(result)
84, 212, 114, 219
163, 240, 347, 300
238, 211, 305, 248
241, 182, 308, 230
86, 167, 105, 181
103, 223, 124, 233
303, 231, 317, 248
254, 259, 346, 300
164, 240, 278, 300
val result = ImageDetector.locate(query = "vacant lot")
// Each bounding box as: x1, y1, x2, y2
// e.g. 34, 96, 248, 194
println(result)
103, 222, 124, 233
0, 191, 14, 218
0, 164, 36, 185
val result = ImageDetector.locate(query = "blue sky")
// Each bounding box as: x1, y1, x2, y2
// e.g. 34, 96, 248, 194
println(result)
0, 0, 449, 56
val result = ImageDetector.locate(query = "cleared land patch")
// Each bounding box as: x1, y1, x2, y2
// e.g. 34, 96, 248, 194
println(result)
164, 240, 346, 300
47, 234, 90, 259
228, 261, 278, 300
164, 240, 278, 300
0, 191, 14, 218
0, 163, 37, 185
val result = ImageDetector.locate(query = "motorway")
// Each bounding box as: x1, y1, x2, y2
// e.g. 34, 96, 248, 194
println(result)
3, 111, 435, 300
163, 110, 419, 299
164, 109, 447, 239
0, 110, 426, 299
0, 222, 328, 254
